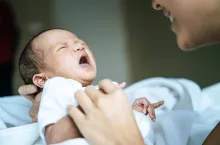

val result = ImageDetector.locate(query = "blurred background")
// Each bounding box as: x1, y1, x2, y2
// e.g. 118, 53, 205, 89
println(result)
1, 0, 220, 95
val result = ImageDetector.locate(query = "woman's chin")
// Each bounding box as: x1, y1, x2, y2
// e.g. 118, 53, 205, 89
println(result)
176, 34, 198, 51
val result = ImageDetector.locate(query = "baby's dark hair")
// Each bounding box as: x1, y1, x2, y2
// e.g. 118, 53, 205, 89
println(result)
19, 30, 48, 84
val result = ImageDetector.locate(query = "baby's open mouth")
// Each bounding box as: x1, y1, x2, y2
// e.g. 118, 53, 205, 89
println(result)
79, 55, 90, 67
79, 56, 88, 64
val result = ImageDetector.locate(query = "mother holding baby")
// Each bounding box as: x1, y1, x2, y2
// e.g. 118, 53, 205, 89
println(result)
18, 0, 220, 145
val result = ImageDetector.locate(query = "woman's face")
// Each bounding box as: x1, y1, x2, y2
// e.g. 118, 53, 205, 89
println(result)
152, 0, 220, 50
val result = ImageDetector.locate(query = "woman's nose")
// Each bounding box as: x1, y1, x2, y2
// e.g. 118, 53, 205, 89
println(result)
152, 0, 163, 10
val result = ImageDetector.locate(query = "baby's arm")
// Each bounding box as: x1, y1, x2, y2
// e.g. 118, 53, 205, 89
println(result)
45, 115, 82, 144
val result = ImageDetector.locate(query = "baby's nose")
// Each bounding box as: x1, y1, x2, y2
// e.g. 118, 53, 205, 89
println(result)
72, 43, 84, 52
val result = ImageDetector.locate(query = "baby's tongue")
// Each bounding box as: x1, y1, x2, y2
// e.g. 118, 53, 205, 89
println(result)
80, 63, 90, 68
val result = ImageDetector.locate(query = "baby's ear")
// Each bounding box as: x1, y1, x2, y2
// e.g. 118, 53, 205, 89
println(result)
33, 73, 47, 88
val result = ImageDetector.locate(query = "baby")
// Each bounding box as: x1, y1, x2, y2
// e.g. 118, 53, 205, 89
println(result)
18, 29, 164, 145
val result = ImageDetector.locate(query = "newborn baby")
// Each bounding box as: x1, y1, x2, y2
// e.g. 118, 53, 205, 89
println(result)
19, 29, 164, 145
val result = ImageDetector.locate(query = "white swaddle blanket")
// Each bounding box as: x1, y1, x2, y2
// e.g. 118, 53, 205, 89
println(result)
0, 77, 220, 145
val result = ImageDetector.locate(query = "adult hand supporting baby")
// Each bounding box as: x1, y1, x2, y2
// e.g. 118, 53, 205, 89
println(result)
68, 79, 144, 145
18, 84, 42, 122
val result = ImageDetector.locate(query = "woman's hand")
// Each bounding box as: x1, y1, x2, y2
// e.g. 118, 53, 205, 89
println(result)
68, 79, 144, 145
18, 84, 42, 122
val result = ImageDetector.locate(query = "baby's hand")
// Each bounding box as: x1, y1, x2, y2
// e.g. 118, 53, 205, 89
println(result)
132, 97, 164, 122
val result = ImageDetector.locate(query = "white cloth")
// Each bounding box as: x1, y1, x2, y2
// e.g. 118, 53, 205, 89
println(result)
0, 77, 220, 145
0, 96, 40, 145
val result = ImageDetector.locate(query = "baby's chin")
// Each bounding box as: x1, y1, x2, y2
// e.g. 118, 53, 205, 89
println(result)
78, 75, 96, 87
80, 79, 94, 87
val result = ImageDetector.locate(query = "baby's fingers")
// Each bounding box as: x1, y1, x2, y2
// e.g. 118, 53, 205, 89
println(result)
152, 100, 164, 109
147, 105, 156, 122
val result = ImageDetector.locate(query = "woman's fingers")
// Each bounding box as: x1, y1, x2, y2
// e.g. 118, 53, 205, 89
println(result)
98, 79, 117, 94
75, 89, 96, 114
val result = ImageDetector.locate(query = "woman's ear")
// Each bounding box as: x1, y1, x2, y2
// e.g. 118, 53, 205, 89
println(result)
33, 73, 47, 88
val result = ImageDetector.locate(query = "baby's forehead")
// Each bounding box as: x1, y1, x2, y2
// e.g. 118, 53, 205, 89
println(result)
37, 30, 77, 42
33, 30, 77, 49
